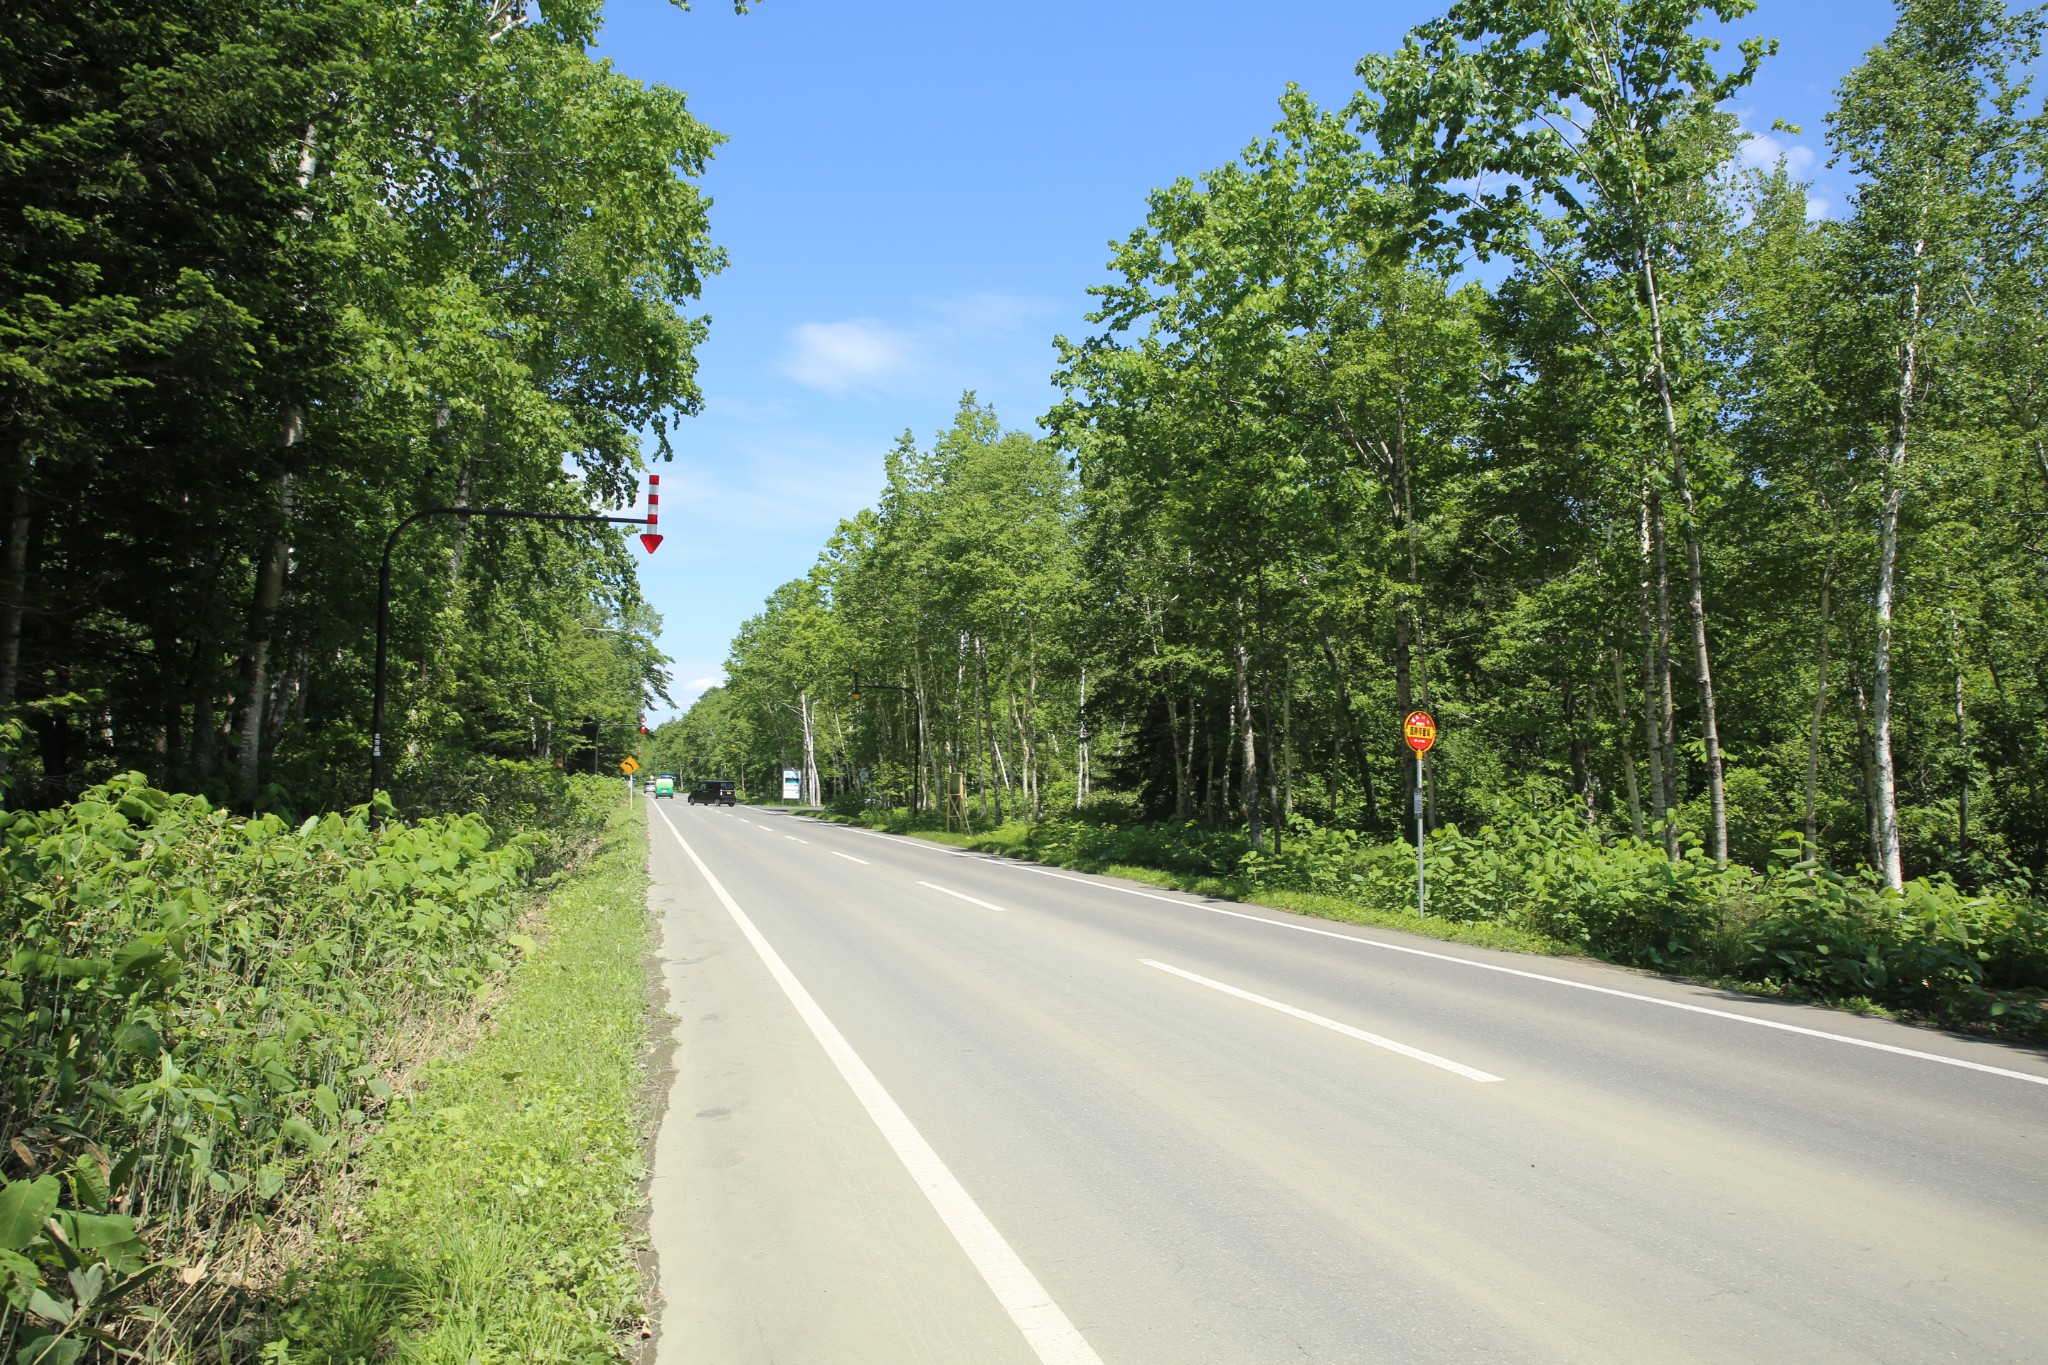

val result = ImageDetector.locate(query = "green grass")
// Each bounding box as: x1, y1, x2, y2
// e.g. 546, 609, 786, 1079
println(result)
804, 811, 1571, 957
267, 800, 653, 1364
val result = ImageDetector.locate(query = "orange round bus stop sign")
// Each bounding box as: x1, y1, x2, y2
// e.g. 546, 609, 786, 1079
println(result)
1403, 710, 1438, 755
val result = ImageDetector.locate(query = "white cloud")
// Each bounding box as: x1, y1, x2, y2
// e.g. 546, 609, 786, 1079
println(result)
1805, 194, 1830, 221
924, 290, 1058, 338
1736, 116, 1819, 178
780, 319, 918, 394
686, 674, 724, 692
777, 292, 1062, 398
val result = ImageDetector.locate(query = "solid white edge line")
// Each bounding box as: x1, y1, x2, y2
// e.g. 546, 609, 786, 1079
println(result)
792, 820, 2048, 1088
650, 803, 1103, 1365
831, 850, 871, 865
1142, 959, 1503, 1083
917, 881, 1010, 913
989, 864, 2048, 1088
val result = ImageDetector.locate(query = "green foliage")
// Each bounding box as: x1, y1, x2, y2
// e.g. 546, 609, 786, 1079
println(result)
695, 394, 1080, 821
683, 0, 2048, 976
1, 0, 707, 813
0, 772, 612, 1356
265, 802, 652, 1363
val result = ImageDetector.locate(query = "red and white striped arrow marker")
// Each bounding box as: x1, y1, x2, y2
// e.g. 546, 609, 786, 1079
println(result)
639, 472, 663, 553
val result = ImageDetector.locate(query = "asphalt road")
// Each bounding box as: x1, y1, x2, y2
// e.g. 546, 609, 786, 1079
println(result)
643, 800, 2048, 1364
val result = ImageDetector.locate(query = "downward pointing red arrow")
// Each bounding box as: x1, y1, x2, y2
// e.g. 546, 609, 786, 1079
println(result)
639, 532, 664, 554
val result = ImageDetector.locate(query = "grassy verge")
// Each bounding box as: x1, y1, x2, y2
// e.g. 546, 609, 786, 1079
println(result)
804, 811, 1570, 958
269, 798, 652, 1363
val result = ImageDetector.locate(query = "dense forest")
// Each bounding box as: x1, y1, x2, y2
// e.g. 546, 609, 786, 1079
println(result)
669, 0, 2048, 896
1, 0, 711, 816
2, 4, 727, 1357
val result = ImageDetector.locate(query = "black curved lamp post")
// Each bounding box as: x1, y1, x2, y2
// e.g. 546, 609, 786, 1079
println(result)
371, 505, 652, 814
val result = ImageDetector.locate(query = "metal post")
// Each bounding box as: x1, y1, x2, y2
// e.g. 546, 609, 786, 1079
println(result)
370, 505, 652, 822
1415, 753, 1427, 918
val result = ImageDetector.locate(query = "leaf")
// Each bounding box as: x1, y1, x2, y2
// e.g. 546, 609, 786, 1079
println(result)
0, 1177, 59, 1252
278, 1118, 333, 1153
23, 1284, 73, 1323
17, 1334, 84, 1365
64, 1263, 104, 1310
112, 1021, 163, 1056
64, 1157, 107, 1216
64, 1212, 136, 1253
0, 1246, 41, 1306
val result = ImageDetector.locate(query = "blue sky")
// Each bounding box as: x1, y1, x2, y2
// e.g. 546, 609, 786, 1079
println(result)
591, 0, 1900, 720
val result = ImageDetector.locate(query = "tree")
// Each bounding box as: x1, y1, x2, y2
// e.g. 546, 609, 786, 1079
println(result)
1826, 0, 2040, 888
1360, 0, 1773, 863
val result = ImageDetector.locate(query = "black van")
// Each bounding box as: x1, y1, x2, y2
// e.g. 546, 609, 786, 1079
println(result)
688, 780, 736, 807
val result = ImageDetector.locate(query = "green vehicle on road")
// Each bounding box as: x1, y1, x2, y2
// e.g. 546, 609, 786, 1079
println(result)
653, 773, 676, 799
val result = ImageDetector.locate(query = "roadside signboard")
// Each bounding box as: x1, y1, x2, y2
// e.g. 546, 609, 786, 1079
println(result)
620, 756, 639, 775
1403, 711, 1438, 754
783, 767, 801, 801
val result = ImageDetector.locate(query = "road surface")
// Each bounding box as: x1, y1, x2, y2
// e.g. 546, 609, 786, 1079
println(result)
643, 801, 2048, 1364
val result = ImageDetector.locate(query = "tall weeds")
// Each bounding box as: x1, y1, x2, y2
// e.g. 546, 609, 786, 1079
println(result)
0, 771, 616, 1361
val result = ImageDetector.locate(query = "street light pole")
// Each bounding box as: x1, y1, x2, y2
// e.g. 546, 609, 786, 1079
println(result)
371, 504, 653, 814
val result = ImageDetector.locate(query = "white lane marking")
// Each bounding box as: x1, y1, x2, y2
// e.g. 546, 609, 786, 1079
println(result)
1143, 960, 1503, 1083
650, 804, 1103, 1365
993, 865, 2048, 1089
799, 821, 2048, 1087
786, 835, 811, 844
832, 850, 871, 865
918, 881, 1009, 913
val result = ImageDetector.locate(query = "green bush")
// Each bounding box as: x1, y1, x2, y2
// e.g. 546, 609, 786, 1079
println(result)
0, 773, 565, 1358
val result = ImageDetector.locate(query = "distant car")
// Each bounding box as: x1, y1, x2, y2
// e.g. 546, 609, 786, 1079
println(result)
688, 780, 736, 806
653, 774, 676, 799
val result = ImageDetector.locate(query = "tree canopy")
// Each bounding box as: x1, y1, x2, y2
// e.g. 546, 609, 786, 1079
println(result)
687, 0, 2048, 896
1, 0, 732, 814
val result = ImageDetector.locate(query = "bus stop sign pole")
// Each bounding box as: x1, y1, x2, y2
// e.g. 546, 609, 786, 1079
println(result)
1404, 711, 1438, 916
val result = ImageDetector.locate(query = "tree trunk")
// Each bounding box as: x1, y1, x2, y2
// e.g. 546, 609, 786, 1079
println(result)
1321, 634, 1379, 826
1075, 664, 1090, 809
1640, 250, 1726, 863
1609, 649, 1644, 839
1849, 657, 1882, 871
234, 417, 300, 809
799, 689, 819, 806
1234, 618, 1262, 852
1872, 250, 1923, 891
0, 445, 32, 799
1803, 550, 1837, 851
1205, 701, 1224, 828
1025, 638, 1041, 818
1563, 666, 1594, 828
1261, 667, 1282, 854
1648, 488, 1681, 855
914, 666, 930, 814
1165, 688, 1189, 820
1950, 611, 1968, 855
974, 637, 993, 820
